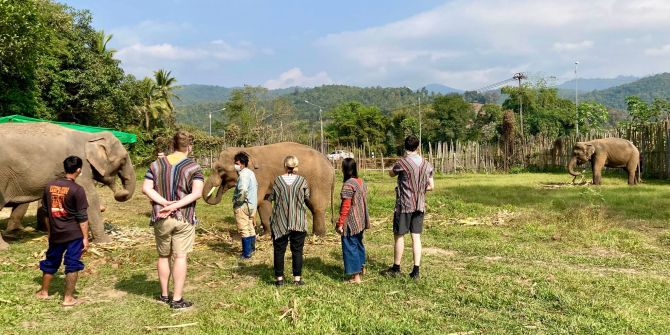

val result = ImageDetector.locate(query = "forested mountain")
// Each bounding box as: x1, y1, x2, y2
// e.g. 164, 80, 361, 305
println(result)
175, 84, 432, 127
579, 73, 670, 110
424, 83, 463, 95
558, 75, 639, 92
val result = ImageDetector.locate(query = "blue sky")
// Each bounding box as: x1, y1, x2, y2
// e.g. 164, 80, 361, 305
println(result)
63, 0, 670, 90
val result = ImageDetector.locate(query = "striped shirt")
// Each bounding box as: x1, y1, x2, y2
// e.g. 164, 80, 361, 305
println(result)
269, 174, 310, 239
340, 178, 369, 236
392, 154, 434, 213
145, 156, 204, 225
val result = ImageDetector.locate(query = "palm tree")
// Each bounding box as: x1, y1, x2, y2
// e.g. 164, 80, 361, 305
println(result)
135, 78, 172, 131
94, 30, 116, 58
154, 69, 178, 110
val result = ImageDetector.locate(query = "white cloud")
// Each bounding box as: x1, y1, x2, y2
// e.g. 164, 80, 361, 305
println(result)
263, 68, 333, 89
552, 41, 594, 52
316, 0, 670, 89
645, 44, 670, 56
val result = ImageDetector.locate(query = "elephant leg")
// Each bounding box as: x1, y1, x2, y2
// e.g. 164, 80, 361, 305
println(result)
592, 159, 605, 185
6, 203, 29, 232
311, 208, 326, 236
257, 200, 272, 236
81, 182, 111, 243
627, 161, 638, 185
36, 201, 48, 232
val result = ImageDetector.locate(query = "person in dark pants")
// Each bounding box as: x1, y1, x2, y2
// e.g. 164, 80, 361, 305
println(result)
35, 156, 89, 307
267, 155, 310, 286
383, 135, 434, 280
336, 158, 369, 284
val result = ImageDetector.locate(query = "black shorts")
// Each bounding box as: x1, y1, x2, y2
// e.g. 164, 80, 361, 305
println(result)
393, 211, 424, 235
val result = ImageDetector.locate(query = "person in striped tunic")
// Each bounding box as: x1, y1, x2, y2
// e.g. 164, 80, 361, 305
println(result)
142, 131, 204, 309
336, 158, 369, 284
267, 155, 310, 286
383, 135, 434, 280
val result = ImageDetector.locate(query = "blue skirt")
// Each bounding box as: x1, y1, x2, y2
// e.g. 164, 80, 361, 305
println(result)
342, 232, 366, 275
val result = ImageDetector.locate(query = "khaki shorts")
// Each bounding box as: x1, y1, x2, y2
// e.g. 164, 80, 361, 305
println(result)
234, 207, 257, 238
153, 217, 196, 256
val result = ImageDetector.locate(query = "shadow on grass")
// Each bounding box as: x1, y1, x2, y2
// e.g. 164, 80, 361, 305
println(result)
236, 263, 275, 284
115, 273, 159, 298
303, 256, 343, 281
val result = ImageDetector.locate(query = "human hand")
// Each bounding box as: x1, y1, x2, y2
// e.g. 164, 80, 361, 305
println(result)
82, 238, 89, 252
336, 226, 344, 235
158, 204, 177, 218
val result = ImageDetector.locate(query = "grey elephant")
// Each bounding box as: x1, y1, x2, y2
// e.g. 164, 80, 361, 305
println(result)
203, 142, 334, 236
567, 138, 640, 185
0, 123, 136, 249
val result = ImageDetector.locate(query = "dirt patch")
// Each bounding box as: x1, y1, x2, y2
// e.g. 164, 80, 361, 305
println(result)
424, 247, 456, 257
441, 210, 517, 226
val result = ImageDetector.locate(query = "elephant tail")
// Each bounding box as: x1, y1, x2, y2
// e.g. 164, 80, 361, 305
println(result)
637, 152, 643, 183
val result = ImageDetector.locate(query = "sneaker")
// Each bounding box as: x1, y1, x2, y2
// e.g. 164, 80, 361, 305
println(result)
275, 279, 285, 287
156, 295, 171, 304
409, 271, 420, 280
169, 299, 193, 309
381, 266, 401, 277
293, 279, 305, 286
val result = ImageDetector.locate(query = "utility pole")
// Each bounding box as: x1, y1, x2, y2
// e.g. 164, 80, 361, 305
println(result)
304, 100, 325, 154
513, 72, 527, 137
575, 61, 580, 135
418, 95, 422, 153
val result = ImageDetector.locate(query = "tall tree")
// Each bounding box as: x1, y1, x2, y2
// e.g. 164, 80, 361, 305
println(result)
426, 94, 473, 143
327, 102, 388, 153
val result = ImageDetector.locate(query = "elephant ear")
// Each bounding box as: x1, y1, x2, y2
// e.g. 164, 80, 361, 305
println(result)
248, 153, 261, 170
585, 144, 596, 157
86, 137, 109, 176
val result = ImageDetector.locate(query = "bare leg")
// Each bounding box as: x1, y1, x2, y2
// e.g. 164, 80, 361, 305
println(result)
36, 273, 54, 299
63, 272, 79, 306
157, 256, 171, 297
411, 233, 422, 266
393, 234, 404, 265
171, 254, 188, 302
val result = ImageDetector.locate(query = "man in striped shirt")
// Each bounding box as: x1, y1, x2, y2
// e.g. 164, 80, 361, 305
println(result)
383, 135, 434, 280
142, 131, 204, 309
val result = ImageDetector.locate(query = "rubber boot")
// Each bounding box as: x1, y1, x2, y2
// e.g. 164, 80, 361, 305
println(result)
250, 235, 257, 253
240, 237, 253, 259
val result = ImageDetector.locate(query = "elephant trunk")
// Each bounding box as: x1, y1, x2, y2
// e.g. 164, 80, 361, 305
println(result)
203, 174, 225, 205
113, 158, 136, 202
567, 156, 581, 176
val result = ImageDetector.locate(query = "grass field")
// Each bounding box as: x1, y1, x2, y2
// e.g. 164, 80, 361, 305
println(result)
2, 171, 670, 334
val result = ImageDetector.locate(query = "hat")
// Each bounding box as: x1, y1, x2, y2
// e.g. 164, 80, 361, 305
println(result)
284, 155, 299, 168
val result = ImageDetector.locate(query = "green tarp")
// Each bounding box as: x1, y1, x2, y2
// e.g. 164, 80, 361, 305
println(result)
0, 115, 137, 144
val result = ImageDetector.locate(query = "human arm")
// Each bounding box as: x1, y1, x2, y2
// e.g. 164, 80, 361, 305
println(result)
426, 177, 435, 191
74, 188, 89, 251
336, 199, 352, 235
79, 221, 89, 252
142, 179, 173, 206
158, 180, 204, 218
426, 166, 435, 191
142, 168, 172, 206
389, 161, 401, 177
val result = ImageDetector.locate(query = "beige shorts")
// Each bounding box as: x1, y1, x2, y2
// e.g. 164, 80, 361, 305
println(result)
234, 207, 257, 238
153, 217, 196, 256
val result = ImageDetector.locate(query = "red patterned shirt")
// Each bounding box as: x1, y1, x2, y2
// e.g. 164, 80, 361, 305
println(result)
337, 178, 369, 236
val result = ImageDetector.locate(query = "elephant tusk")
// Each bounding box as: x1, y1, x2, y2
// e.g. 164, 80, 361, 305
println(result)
207, 186, 219, 198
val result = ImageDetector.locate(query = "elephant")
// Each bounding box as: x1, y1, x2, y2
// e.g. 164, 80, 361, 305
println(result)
4, 200, 106, 233
203, 142, 335, 236
567, 138, 640, 185
0, 123, 136, 249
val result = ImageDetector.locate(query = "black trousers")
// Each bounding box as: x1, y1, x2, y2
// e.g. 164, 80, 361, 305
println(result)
273, 230, 306, 277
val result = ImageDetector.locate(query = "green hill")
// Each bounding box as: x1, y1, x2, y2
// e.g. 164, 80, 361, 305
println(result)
580, 73, 670, 110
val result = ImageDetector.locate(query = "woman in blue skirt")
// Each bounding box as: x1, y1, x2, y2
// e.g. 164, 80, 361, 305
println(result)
336, 158, 369, 284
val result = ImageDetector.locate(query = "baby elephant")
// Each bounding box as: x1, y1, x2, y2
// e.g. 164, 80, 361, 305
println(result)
567, 138, 640, 185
